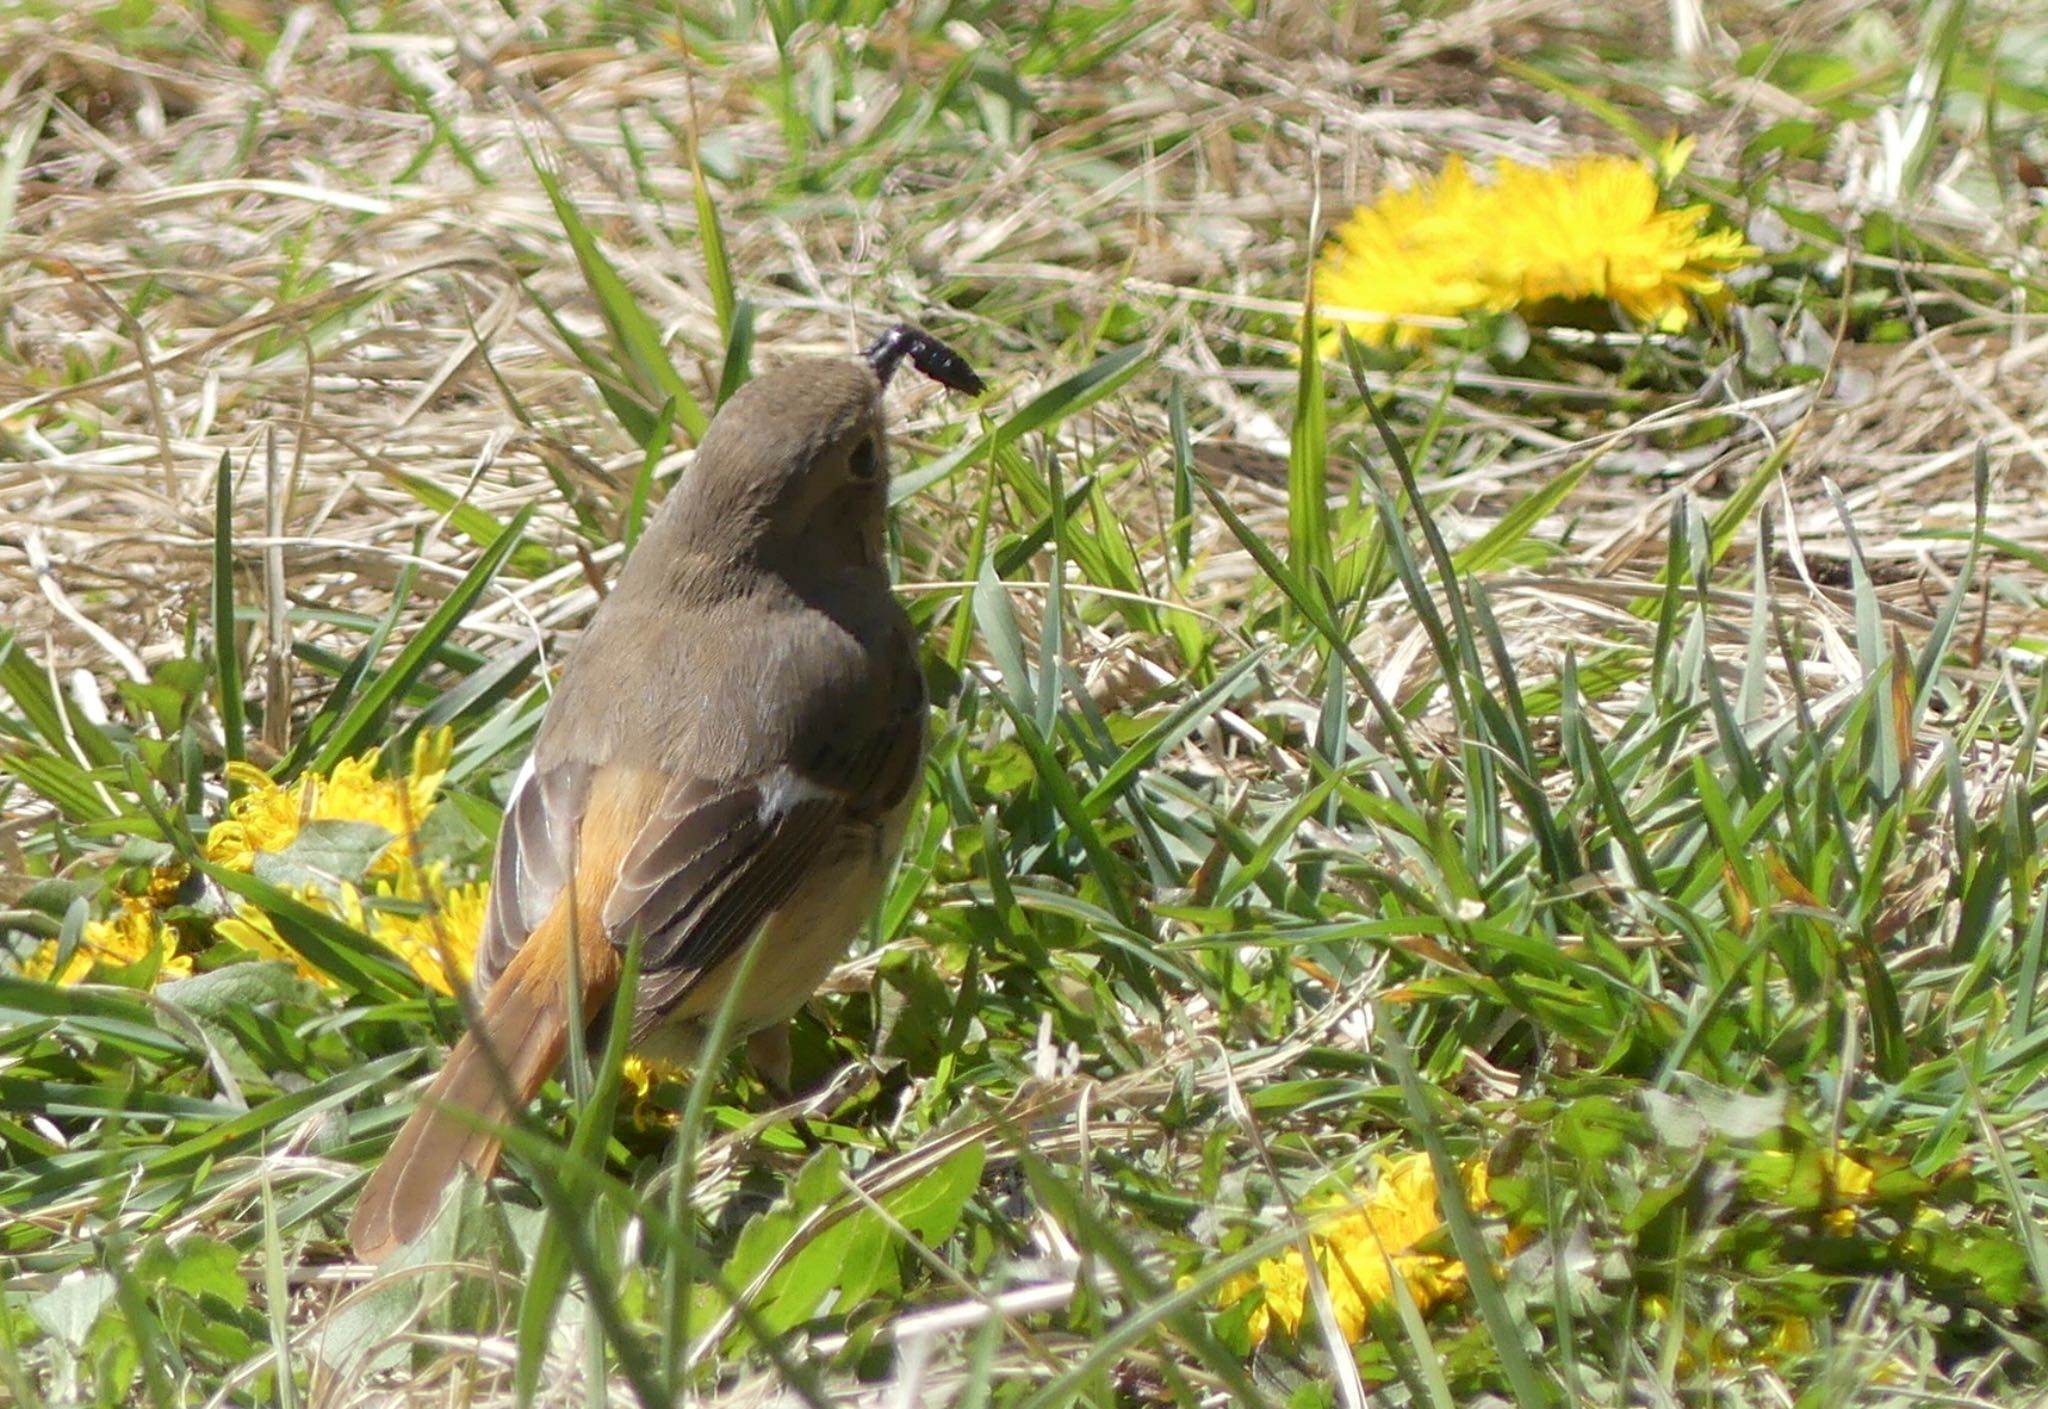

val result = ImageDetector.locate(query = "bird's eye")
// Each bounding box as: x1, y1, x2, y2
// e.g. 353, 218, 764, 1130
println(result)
847, 439, 880, 481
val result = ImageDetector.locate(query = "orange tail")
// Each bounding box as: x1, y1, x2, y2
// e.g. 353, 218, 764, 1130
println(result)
348, 917, 620, 1263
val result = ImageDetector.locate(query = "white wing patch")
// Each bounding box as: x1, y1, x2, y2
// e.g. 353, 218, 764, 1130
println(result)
755, 766, 840, 823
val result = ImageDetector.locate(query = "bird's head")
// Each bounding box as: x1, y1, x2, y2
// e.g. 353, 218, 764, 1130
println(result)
666, 327, 982, 579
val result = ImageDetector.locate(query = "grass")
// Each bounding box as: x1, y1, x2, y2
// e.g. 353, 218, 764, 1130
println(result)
4, 0, 2048, 1404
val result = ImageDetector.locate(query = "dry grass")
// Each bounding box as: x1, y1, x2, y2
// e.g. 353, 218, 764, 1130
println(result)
7, 2, 2045, 712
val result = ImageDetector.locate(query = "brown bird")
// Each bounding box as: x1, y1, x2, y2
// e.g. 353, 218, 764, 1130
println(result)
347, 327, 984, 1263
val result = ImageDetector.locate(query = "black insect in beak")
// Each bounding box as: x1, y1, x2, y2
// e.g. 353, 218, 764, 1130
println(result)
863, 325, 987, 396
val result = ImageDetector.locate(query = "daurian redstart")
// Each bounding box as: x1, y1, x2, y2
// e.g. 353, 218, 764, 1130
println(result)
348, 327, 983, 1263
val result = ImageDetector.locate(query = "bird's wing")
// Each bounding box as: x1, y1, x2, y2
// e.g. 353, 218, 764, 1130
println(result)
474, 756, 593, 996
601, 768, 845, 1001
477, 627, 926, 1012
609, 670, 927, 1022
479, 761, 876, 1011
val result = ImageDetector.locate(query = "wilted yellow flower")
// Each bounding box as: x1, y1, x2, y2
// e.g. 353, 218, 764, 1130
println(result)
1769, 1314, 1815, 1355
23, 896, 191, 985
621, 1054, 684, 1127
1315, 144, 1757, 348
1218, 1153, 1486, 1345
1748, 1146, 1882, 1236
146, 863, 190, 908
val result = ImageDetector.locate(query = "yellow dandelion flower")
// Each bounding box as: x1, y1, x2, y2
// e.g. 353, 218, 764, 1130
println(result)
204, 760, 313, 871
1822, 1151, 1877, 1235
219, 856, 486, 996
621, 1054, 685, 1128
146, 863, 190, 908
1488, 155, 1756, 332
409, 874, 487, 992
1314, 145, 1757, 348
1218, 1152, 1483, 1346
203, 728, 455, 875
1749, 1146, 1883, 1235
22, 943, 93, 986
23, 897, 192, 985
353, 863, 488, 996
1221, 1245, 1313, 1343
206, 728, 467, 983
1769, 1313, 1815, 1356
214, 887, 329, 981
316, 732, 451, 877
1826, 1152, 1876, 1200
1315, 155, 1501, 349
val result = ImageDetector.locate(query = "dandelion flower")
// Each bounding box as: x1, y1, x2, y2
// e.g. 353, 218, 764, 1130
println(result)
344, 861, 488, 996
1821, 1151, 1877, 1235
1769, 1314, 1815, 1355
1747, 1146, 1883, 1236
1315, 145, 1757, 348
218, 854, 486, 996
1217, 1152, 1487, 1345
1314, 155, 1500, 348
204, 728, 454, 875
1488, 154, 1756, 332
621, 1054, 685, 1127
214, 882, 335, 980
206, 728, 470, 985
23, 896, 191, 985
202, 760, 314, 871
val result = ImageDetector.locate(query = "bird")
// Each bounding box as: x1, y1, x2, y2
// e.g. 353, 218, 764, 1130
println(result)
346, 326, 985, 1264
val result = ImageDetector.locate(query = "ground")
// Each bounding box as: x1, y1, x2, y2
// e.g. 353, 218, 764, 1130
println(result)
2, 0, 2047, 1405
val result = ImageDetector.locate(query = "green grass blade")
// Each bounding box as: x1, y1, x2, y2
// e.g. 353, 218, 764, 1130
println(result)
387, 471, 558, 578
1914, 441, 1988, 707
1190, 470, 1428, 790
891, 343, 1145, 504
517, 925, 646, 1406
1080, 646, 1268, 814
0, 634, 77, 758
984, 687, 1139, 934
691, 141, 737, 341
627, 396, 680, 555
1290, 272, 1332, 589
715, 296, 755, 408
533, 160, 707, 440
1168, 379, 1194, 571
307, 503, 534, 775
212, 451, 246, 769
277, 561, 417, 782
1453, 448, 1599, 575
